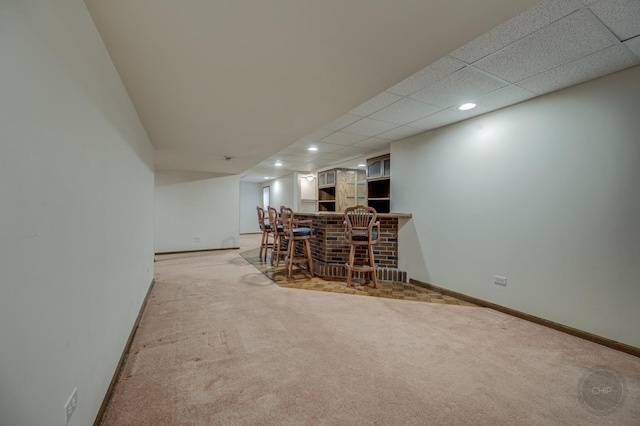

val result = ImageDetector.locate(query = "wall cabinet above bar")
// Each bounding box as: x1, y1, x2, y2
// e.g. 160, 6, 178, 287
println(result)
317, 168, 366, 212
366, 154, 391, 213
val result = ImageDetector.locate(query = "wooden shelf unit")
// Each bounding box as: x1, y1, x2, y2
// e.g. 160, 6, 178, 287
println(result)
366, 154, 391, 213
317, 168, 366, 212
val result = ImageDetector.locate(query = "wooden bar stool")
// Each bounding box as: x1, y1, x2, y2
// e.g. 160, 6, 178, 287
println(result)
256, 206, 273, 261
344, 205, 380, 288
280, 206, 316, 277
268, 206, 288, 267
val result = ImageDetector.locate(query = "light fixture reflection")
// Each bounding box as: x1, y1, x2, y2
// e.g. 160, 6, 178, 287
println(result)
459, 103, 476, 111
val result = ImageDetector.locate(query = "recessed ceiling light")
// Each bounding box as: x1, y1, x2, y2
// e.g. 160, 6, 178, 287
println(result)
358, 163, 366, 167
264, 176, 270, 180
274, 161, 282, 167
308, 147, 318, 151
459, 103, 476, 111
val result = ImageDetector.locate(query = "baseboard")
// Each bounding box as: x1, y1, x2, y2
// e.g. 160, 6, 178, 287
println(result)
94, 278, 156, 425
155, 247, 240, 256
410, 279, 640, 359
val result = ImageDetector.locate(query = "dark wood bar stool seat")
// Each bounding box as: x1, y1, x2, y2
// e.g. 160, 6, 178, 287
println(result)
256, 206, 273, 261
344, 205, 380, 288
280, 206, 316, 277
268, 206, 288, 267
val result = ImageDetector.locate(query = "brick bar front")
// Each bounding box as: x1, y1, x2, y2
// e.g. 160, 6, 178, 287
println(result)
294, 212, 412, 283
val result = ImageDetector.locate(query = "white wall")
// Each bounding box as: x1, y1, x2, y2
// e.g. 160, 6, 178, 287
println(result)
240, 182, 262, 233
393, 66, 640, 348
0, 2, 155, 425
263, 174, 295, 211
155, 172, 240, 252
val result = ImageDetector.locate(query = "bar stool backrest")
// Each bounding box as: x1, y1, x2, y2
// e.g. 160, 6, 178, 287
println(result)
256, 206, 268, 230
280, 206, 294, 235
267, 206, 281, 236
344, 205, 379, 244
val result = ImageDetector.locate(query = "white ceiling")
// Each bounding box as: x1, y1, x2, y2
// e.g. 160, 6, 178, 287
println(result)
84, 0, 640, 182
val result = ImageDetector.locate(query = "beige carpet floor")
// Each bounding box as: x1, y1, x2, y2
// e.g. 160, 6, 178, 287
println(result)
100, 234, 640, 425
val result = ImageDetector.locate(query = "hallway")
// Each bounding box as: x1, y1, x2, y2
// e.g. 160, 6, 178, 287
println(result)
100, 234, 640, 425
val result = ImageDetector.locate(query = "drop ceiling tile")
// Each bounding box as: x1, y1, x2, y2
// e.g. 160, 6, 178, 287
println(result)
349, 91, 402, 117
309, 153, 362, 169
322, 114, 362, 131
280, 142, 317, 155
255, 159, 277, 169
280, 153, 317, 162
470, 85, 538, 113
369, 98, 442, 125
244, 169, 274, 180
260, 158, 284, 168
352, 137, 392, 150
579, 0, 599, 5
589, 0, 640, 40
624, 36, 640, 57
517, 44, 639, 94
297, 162, 321, 172
376, 126, 425, 141
319, 131, 368, 145
333, 146, 377, 157
386, 56, 467, 96
474, 10, 617, 83
340, 118, 398, 137
314, 152, 355, 162
451, 0, 582, 63
298, 127, 334, 142
409, 86, 539, 131
407, 109, 468, 131
310, 141, 351, 153
409, 66, 507, 108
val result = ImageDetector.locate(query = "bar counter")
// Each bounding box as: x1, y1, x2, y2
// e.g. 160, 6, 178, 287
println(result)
294, 211, 412, 282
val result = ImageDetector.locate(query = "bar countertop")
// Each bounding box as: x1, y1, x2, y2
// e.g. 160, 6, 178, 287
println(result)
295, 211, 412, 219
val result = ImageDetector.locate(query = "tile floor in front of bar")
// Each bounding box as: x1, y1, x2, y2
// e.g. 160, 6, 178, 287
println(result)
242, 248, 477, 307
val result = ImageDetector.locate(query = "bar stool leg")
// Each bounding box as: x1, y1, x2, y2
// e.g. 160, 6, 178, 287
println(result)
267, 232, 272, 261
287, 239, 295, 278
304, 239, 313, 276
368, 244, 378, 289
259, 231, 266, 260
347, 244, 356, 287
278, 236, 286, 267
271, 235, 278, 266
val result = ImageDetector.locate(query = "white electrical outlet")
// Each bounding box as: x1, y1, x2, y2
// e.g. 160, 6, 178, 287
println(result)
494, 275, 507, 286
64, 387, 78, 425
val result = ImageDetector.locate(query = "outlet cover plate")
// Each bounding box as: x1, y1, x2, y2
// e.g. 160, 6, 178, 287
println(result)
65, 387, 78, 425
494, 275, 507, 286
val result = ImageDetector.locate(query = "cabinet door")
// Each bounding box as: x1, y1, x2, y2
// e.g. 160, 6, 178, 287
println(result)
318, 172, 326, 186
383, 157, 391, 177
367, 159, 382, 179
326, 170, 336, 185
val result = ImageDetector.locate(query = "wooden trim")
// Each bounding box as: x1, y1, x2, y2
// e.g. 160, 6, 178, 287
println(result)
155, 247, 239, 256
94, 278, 156, 425
410, 278, 640, 359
